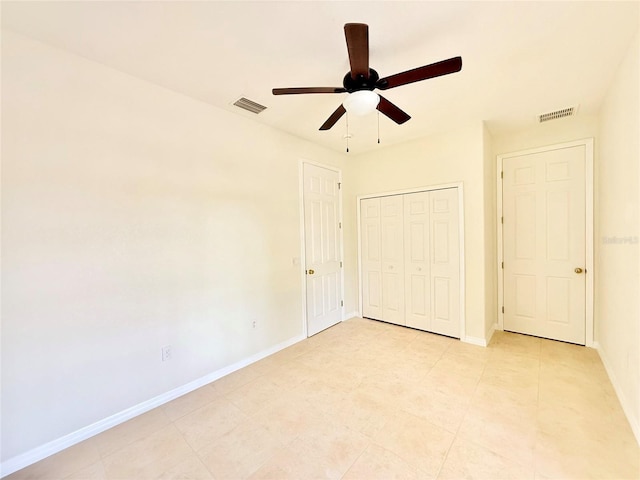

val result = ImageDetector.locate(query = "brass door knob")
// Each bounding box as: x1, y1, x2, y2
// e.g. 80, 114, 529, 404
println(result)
574, 267, 584, 274
308, 269, 315, 275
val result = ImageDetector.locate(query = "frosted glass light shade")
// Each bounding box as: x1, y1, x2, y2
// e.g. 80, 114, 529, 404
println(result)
343, 90, 380, 116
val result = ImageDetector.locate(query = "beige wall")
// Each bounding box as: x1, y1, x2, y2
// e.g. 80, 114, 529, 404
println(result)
0, 31, 346, 462
482, 123, 498, 337
491, 115, 599, 155
596, 32, 639, 441
343, 123, 492, 342
3, 23, 639, 470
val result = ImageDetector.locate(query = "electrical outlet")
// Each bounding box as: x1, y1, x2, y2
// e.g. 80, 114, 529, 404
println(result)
161, 345, 172, 362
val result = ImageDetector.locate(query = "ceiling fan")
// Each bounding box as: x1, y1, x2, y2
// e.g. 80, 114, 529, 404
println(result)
272, 23, 462, 131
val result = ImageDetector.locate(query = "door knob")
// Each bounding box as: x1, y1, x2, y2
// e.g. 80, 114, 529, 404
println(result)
308, 269, 315, 275
574, 267, 584, 274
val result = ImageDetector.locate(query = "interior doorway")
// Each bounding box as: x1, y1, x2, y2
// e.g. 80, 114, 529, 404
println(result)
497, 139, 594, 345
301, 162, 343, 336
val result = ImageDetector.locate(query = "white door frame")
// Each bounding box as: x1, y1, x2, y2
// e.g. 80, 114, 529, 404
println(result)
496, 138, 594, 346
357, 182, 466, 340
299, 160, 344, 338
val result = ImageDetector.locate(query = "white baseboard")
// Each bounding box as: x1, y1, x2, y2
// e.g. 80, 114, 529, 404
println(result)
462, 335, 488, 347
594, 341, 640, 447
461, 323, 497, 348
485, 322, 497, 345
0, 334, 305, 478
343, 311, 360, 321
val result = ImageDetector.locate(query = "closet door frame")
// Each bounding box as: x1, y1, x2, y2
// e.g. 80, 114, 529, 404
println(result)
357, 182, 466, 339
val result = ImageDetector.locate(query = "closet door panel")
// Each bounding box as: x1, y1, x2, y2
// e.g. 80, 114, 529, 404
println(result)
361, 197, 383, 320
404, 191, 431, 330
429, 188, 460, 337
380, 195, 405, 325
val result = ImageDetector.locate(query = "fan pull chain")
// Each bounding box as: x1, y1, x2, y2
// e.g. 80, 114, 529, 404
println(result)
346, 113, 350, 153
377, 111, 381, 144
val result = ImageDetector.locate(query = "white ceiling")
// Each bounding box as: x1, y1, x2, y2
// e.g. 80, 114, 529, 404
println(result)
2, 1, 638, 154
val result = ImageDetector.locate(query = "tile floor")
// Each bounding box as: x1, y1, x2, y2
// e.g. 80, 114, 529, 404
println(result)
6, 317, 640, 480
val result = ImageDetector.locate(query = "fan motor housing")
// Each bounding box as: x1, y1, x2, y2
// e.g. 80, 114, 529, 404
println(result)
343, 68, 380, 92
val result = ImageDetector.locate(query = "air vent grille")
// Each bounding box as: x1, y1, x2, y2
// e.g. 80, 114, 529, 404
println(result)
233, 97, 267, 114
537, 106, 577, 123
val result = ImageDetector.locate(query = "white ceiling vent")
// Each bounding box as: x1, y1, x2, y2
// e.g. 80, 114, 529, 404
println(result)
233, 97, 267, 114
537, 105, 578, 123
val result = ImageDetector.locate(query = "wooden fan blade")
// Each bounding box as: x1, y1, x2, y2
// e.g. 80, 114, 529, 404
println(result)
319, 104, 346, 130
272, 87, 347, 95
344, 23, 369, 80
377, 96, 411, 124
376, 56, 462, 90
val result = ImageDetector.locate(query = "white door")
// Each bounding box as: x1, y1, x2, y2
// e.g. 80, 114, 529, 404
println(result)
429, 188, 461, 337
361, 197, 383, 320
503, 145, 586, 344
303, 163, 342, 336
381, 195, 405, 326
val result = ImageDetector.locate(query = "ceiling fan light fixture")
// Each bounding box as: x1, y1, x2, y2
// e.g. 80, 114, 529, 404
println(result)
272, 23, 461, 131
343, 90, 380, 115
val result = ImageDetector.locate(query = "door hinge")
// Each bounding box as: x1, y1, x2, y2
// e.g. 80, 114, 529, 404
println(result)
501, 216, 503, 224
502, 306, 504, 313
501, 171, 504, 179
501, 261, 504, 269
338, 182, 341, 190
339, 222, 342, 229
340, 261, 343, 268
341, 300, 344, 307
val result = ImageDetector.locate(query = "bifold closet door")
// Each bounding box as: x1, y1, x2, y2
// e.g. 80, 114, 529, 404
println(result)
361, 188, 459, 336
361, 195, 405, 325
404, 191, 431, 330
361, 197, 382, 320
404, 189, 460, 337
428, 188, 460, 337
380, 195, 405, 325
